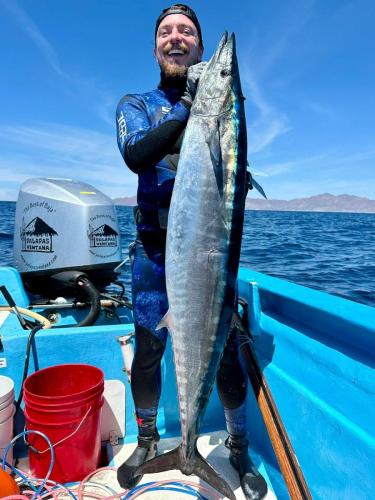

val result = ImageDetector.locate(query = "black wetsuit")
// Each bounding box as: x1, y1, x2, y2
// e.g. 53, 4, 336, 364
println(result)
116, 80, 247, 413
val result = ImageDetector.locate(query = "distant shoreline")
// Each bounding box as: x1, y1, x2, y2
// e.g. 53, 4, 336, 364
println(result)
112, 193, 375, 214
2, 193, 375, 214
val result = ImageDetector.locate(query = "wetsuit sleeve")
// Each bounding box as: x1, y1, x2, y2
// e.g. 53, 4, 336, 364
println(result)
116, 95, 190, 173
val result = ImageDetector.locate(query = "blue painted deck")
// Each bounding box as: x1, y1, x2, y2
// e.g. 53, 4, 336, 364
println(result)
1, 265, 374, 499
238, 268, 375, 499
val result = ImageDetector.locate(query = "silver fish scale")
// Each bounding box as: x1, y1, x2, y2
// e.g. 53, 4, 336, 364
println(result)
164, 32, 247, 464
167, 112, 236, 457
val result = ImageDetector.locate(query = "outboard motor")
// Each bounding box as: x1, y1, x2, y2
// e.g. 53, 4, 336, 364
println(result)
13, 178, 123, 325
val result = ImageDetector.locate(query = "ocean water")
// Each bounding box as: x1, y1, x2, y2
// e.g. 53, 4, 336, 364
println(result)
0, 201, 374, 307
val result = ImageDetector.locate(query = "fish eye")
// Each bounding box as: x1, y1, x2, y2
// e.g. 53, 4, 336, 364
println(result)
220, 69, 230, 77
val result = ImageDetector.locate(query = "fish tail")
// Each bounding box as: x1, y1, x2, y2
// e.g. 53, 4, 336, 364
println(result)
135, 446, 180, 474
189, 448, 236, 500
135, 444, 235, 500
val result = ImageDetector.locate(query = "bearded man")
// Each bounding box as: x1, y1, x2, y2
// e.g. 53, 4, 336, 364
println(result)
115, 5, 268, 499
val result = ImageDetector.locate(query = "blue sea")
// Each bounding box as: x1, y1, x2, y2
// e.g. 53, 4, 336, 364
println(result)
0, 201, 374, 307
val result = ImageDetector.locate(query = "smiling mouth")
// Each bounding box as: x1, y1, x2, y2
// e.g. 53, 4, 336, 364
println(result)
167, 50, 187, 57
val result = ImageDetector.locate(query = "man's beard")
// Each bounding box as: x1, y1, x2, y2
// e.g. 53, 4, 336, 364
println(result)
159, 41, 189, 82
160, 60, 188, 79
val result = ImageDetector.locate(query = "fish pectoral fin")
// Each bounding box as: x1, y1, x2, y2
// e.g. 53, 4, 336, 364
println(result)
135, 444, 236, 500
207, 124, 224, 198
156, 310, 174, 331
246, 167, 267, 199
251, 176, 267, 199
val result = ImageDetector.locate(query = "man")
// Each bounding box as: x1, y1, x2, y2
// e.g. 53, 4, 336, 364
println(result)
116, 5, 267, 499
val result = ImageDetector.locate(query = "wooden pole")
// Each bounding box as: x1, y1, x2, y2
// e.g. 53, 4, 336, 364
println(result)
236, 303, 312, 500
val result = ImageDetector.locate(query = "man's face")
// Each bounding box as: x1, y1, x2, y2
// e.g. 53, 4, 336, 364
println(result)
154, 13, 203, 78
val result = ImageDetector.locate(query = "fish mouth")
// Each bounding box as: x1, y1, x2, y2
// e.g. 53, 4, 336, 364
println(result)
204, 31, 235, 75
219, 32, 235, 68
216, 31, 229, 57
190, 31, 238, 116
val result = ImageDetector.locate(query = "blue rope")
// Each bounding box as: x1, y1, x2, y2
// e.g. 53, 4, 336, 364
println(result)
3, 435, 207, 500
124, 480, 209, 499
48, 483, 78, 500
2, 458, 77, 500
2, 430, 55, 499
1, 459, 37, 492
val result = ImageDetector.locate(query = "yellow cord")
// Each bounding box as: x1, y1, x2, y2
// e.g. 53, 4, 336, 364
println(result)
0, 306, 51, 329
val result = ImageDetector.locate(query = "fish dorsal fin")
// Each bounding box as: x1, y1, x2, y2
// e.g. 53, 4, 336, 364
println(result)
156, 310, 174, 332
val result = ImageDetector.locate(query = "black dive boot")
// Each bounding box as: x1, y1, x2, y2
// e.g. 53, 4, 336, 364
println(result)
226, 434, 268, 500
117, 414, 160, 490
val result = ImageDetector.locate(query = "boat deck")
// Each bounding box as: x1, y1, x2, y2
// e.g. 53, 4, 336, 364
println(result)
17, 431, 277, 499
3, 264, 375, 498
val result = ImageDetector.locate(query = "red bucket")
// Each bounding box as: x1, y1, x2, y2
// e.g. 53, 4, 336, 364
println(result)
24, 364, 104, 483
24, 364, 104, 404
24, 394, 104, 423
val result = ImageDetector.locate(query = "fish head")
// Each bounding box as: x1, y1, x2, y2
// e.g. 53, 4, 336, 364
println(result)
192, 32, 242, 116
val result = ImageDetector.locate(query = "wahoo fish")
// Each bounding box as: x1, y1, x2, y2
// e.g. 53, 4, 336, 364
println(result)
137, 32, 248, 500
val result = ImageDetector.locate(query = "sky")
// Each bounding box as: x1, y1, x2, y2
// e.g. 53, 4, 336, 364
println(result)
1, 0, 374, 201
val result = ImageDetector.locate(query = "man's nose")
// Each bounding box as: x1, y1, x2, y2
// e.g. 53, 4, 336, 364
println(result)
169, 27, 182, 43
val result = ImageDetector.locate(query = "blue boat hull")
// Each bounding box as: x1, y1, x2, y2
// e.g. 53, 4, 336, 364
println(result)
1, 265, 374, 499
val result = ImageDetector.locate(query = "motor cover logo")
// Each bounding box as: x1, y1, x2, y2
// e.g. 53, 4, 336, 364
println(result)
87, 214, 120, 259
21, 217, 58, 253
88, 223, 118, 248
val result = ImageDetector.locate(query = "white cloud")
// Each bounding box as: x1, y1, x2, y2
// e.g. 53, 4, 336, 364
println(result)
238, 0, 317, 154
264, 176, 375, 201
255, 148, 375, 200
96, 93, 118, 127
1, 1, 118, 127
248, 168, 269, 177
324, 150, 375, 167
241, 66, 290, 153
1, 0, 64, 77
303, 100, 335, 118
0, 123, 137, 200
259, 153, 328, 177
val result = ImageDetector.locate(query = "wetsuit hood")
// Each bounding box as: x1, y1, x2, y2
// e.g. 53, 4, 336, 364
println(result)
155, 4, 203, 49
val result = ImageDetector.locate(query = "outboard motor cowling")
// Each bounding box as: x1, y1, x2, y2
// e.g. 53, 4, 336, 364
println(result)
13, 178, 122, 295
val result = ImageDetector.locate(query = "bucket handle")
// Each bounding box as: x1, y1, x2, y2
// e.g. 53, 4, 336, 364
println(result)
24, 406, 91, 454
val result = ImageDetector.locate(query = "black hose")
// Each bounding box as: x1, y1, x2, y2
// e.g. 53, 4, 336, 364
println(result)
75, 275, 101, 327
14, 274, 101, 410
50, 271, 102, 327
15, 324, 43, 412
114, 281, 126, 298
100, 291, 133, 310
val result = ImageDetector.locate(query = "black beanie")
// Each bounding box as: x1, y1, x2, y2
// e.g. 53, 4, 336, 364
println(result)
155, 4, 203, 48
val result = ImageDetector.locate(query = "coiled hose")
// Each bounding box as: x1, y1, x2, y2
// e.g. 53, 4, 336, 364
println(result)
75, 275, 101, 327
50, 271, 101, 327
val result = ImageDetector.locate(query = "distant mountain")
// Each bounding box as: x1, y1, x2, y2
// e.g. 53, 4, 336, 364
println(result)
245, 193, 375, 213
114, 193, 375, 213
114, 195, 137, 206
